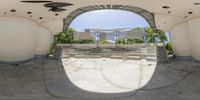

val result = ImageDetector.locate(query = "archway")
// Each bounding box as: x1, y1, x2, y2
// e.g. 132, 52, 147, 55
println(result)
60, 7, 158, 93
63, 5, 157, 31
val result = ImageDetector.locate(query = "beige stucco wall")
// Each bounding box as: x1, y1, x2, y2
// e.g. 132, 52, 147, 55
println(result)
35, 27, 52, 56
169, 18, 200, 60
0, 17, 51, 62
0, 17, 39, 61
188, 18, 200, 60
170, 23, 191, 57
2, 15, 200, 61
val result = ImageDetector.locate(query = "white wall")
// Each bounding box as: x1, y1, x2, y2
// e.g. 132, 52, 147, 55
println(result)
169, 18, 200, 60
188, 18, 200, 60
35, 27, 52, 56
170, 23, 191, 57
0, 17, 51, 62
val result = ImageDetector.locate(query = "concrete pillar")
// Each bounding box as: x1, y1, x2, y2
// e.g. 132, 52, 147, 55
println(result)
170, 23, 191, 58
188, 18, 200, 60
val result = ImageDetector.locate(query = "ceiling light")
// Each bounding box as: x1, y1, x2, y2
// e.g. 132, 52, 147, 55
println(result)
48, 7, 66, 12
162, 6, 170, 9
27, 11, 32, 14
194, 3, 200, 5
188, 12, 193, 14
10, 9, 16, 12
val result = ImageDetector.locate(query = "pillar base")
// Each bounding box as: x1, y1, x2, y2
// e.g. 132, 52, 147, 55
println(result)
174, 55, 192, 60
0, 57, 34, 64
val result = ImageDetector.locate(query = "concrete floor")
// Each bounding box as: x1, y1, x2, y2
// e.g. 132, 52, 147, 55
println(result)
0, 58, 200, 100
62, 58, 157, 93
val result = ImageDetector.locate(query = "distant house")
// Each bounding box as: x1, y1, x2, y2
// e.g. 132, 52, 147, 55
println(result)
73, 32, 95, 40
125, 29, 145, 40
99, 32, 107, 40
106, 29, 145, 41
74, 28, 145, 41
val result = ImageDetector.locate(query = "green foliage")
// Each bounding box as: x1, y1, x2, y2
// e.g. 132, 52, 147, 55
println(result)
156, 29, 168, 43
145, 27, 157, 43
116, 38, 144, 45
165, 42, 173, 55
145, 27, 168, 43
49, 36, 57, 54
132, 39, 145, 43
99, 40, 113, 44
54, 28, 75, 44
126, 39, 135, 45
73, 39, 95, 44
49, 28, 75, 54
116, 39, 126, 45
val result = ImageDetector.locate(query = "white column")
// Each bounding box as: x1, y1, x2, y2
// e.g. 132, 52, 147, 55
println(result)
170, 23, 191, 57
188, 18, 200, 60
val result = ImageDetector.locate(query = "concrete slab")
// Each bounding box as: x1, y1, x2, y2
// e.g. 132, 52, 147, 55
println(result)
0, 58, 200, 100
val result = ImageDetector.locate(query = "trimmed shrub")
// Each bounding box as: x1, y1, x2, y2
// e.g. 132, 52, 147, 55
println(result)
165, 42, 173, 55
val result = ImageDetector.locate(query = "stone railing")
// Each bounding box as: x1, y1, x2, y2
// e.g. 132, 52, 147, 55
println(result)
53, 43, 165, 62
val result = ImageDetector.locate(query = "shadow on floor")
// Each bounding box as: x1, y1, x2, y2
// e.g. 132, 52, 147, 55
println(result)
0, 58, 200, 100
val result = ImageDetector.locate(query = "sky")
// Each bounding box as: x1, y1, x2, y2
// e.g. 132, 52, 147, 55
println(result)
69, 10, 150, 32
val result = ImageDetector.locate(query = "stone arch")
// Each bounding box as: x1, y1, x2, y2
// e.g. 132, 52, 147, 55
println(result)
63, 5, 157, 31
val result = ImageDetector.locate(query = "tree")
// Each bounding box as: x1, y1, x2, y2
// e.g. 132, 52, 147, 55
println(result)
53, 28, 75, 43
145, 27, 168, 43
65, 28, 75, 44
155, 29, 168, 43
49, 28, 76, 54
145, 27, 157, 43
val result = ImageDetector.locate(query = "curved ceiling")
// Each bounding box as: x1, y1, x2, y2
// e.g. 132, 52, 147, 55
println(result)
0, 0, 199, 33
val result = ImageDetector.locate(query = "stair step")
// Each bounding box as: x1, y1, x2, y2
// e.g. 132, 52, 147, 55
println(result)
74, 55, 87, 58
110, 55, 122, 59
128, 56, 141, 60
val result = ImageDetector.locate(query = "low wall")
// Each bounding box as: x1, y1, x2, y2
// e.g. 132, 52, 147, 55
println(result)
57, 43, 157, 49
54, 43, 160, 61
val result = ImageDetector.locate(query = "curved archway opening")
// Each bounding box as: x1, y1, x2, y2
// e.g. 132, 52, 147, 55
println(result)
63, 5, 157, 31
61, 8, 158, 93
69, 10, 150, 31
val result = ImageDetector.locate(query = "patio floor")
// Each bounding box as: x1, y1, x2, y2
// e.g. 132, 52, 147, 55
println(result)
0, 58, 200, 100
62, 58, 157, 93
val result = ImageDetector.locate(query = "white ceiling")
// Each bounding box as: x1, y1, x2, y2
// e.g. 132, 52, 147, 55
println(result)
0, 0, 199, 33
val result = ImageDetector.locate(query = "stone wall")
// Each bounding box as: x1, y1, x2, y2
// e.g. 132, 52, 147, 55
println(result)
54, 44, 159, 62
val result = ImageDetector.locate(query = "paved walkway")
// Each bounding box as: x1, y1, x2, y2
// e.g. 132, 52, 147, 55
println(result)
0, 58, 200, 100
62, 58, 156, 93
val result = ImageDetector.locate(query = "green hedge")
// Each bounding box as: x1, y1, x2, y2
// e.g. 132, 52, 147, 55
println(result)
99, 40, 113, 44
73, 39, 95, 44
116, 38, 144, 45
165, 42, 173, 55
